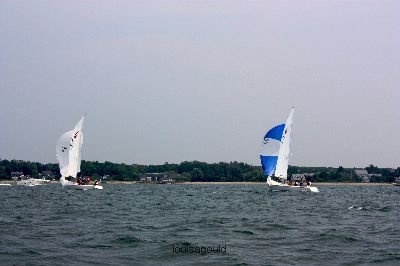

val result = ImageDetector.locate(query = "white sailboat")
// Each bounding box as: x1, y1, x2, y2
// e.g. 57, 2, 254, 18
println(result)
56, 115, 103, 190
260, 107, 319, 192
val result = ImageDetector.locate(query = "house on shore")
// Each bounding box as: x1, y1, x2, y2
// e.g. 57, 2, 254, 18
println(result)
354, 169, 382, 182
139, 173, 176, 184
40, 171, 54, 180
354, 169, 369, 182
11, 171, 24, 180
291, 173, 315, 182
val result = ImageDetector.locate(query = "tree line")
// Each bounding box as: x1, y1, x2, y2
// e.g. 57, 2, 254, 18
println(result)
0, 159, 399, 183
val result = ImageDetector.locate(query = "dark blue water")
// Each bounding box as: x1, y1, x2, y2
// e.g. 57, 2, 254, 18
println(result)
1, 184, 399, 265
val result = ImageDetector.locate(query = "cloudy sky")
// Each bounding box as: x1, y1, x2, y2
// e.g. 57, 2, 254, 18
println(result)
0, 1, 399, 168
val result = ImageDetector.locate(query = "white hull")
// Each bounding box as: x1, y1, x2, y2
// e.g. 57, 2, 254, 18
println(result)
61, 180, 103, 190
268, 183, 319, 192
63, 184, 103, 190
267, 178, 319, 192
64, 184, 93, 190
0, 184, 12, 186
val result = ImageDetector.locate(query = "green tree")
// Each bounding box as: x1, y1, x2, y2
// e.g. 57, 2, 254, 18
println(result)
191, 168, 204, 181
366, 164, 379, 174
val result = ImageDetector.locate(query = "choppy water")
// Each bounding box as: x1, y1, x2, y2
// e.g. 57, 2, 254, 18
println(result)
1, 184, 400, 265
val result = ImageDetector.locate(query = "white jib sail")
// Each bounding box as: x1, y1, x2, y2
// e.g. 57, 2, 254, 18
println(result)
56, 129, 75, 178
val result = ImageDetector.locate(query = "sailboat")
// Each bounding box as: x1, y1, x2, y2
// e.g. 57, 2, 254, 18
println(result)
260, 108, 319, 192
56, 115, 103, 190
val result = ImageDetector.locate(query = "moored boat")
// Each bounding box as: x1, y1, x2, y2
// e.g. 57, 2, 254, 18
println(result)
16, 176, 50, 186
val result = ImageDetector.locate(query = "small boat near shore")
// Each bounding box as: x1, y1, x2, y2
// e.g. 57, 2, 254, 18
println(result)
260, 107, 319, 193
16, 176, 50, 187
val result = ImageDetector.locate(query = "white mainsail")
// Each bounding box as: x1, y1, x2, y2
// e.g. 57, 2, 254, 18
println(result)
274, 108, 294, 179
56, 116, 85, 179
69, 116, 84, 177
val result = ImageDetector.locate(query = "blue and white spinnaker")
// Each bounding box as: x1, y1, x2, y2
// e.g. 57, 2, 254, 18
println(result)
260, 108, 293, 179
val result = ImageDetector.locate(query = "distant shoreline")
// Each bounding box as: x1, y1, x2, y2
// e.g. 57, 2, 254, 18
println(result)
313, 182, 393, 186
0, 180, 395, 186
96, 181, 396, 186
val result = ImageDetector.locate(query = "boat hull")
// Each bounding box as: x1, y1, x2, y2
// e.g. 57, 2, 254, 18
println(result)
60, 177, 103, 190
268, 184, 318, 192
63, 184, 103, 190
267, 178, 318, 192
62, 183, 103, 190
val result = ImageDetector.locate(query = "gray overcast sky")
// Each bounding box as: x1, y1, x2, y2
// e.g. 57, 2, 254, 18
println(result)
0, 1, 399, 168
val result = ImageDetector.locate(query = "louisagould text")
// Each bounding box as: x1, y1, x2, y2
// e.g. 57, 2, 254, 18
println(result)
172, 243, 227, 255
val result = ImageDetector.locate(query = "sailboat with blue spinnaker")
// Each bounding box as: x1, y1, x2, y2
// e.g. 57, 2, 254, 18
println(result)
260, 107, 319, 192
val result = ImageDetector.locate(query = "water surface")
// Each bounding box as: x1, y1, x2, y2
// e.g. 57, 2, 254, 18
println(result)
0, 184, 399, 265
